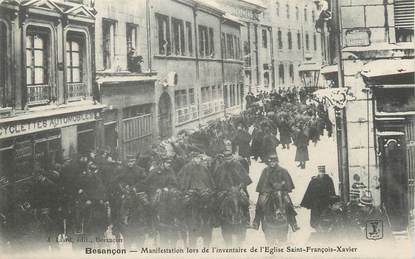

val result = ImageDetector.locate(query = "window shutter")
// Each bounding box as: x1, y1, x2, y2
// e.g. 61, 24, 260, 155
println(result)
394, 0, 414, 29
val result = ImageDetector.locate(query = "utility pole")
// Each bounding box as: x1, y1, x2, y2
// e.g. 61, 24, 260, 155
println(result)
332, 0, 350, 203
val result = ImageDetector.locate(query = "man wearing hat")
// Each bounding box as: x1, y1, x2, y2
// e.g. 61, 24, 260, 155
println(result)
253, 153, 299, 240
231, 123, 251, 163
300, 165, 335, 229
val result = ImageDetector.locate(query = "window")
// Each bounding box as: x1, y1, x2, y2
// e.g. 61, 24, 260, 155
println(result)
276, 1, 280, 16
295, 6, 299, 20
186, 22, 193, 55
287, 31, 292, 49
172, 18, 185, 56
286, 4, 290, 19
126, 23, 139, 72
209, 28, 214, 57
189, 88, 197, 119
263, 72, 269, 87
235, 36, 241, 59
156, 14, 170, 55
201, 86, 212, 114
262, 29, 267, 48
223, 85, 228, 108
126, 23, 138, 55
199, 25, 208, 57
0, 23, 7, 107
289, 63, 294, 83
221, 33, 226, 59
103, 19, 116, 69
305, 33, 310, 50
26, 28, 50, 105
279, 64, 285, 84
313, 33, 317, 51
304, 8, 308, 22
175, 90, 188, 123
394, 0, 414, 42
297, 31, 301, 49
227, 34, 234, 59
66, 38, 82, 84
312, 10, 316, 22
278, 29, 283, 49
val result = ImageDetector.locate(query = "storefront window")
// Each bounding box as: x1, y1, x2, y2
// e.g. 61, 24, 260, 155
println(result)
376, 88, 415, 112
0, 23, 7, 107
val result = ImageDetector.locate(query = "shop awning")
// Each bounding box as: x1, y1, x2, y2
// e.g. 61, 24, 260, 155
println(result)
361, 59, 415, 85
320, 65, 338, 75
298, 63, 321, 72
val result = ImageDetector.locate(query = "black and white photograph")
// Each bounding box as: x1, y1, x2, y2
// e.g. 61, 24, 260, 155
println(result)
0, 0, 414, 258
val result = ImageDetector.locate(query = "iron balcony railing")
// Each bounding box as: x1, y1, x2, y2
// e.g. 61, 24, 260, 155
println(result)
27, 84, 50, 106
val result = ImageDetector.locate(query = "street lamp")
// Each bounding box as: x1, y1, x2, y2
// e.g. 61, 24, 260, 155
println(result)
298, 58, 321, 91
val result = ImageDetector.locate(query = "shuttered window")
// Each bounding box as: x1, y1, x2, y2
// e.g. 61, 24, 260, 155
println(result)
394, 0, 414, 42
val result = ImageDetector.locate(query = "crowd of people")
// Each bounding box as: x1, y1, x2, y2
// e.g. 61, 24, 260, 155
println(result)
0, 87, 392, 252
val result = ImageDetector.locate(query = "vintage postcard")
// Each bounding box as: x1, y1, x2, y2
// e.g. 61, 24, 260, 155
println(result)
0, 0, 414, 258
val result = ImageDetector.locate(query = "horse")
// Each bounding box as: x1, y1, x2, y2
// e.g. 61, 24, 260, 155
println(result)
182, 189, 216, 247
260, 191, 289, 244
118, 188, 151, 249
152, 188, 185, 247
217, 186, 249, 246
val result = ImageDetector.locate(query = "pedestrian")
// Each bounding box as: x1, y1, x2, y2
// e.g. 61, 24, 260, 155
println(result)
293, 128, 309, 169
232, 122, 252, 160
261, 125, 280, 162
251, 123, 265, 161
300, 165, 335, 230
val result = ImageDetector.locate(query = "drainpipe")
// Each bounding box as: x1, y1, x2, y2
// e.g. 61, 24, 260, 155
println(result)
146, 0, 152, 71
192, 6, 201, 124
254, 23, 259, 87
219, 18, 226, 117
247, 22, 252, 92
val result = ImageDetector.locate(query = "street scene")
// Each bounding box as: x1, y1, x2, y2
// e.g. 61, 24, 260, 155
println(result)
0, 0, 414, 258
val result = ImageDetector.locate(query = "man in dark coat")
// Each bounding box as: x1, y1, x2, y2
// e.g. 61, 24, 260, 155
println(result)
213, 150, 252, 192
253, 153, 299, 239
300, 165, 335, 229
261, 126, 280, 162
178, 154, 216, 247
232, 123, 251, 160
293, 129, 309, 169
251, 124, 265, 161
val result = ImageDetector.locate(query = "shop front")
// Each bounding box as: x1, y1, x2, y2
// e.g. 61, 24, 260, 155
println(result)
0, 104, 104, 183
361, 59, 415, 232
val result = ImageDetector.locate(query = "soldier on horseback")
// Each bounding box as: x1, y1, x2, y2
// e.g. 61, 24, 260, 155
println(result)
178, 152, 216, 247
213, 149, 252, 246
253, 153, 299, 244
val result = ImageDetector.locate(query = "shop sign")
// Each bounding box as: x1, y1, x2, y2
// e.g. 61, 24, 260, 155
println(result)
0, 110, 98, 139
345, 28, 371, 47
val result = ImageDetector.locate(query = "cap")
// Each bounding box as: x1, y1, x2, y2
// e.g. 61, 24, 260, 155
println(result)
359, 190, 373, 206
267, 153, 279, 162
318, 165, 326, 173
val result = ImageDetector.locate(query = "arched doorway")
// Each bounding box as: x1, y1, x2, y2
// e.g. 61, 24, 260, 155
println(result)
158, 92, 172, 140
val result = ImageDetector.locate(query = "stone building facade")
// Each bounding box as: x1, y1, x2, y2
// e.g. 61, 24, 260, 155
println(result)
337, 0, 414, 232
0, 0, 104, 213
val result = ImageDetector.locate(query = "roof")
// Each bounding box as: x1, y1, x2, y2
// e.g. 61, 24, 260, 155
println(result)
240, 0, 266, 9
223, 13, 245, 26
360, 59, 415, 78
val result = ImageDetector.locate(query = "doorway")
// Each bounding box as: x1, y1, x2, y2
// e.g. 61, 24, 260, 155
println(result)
379, 135, 408, 231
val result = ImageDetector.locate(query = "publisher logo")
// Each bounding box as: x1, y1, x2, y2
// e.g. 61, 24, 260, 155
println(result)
365, 220, 383, 240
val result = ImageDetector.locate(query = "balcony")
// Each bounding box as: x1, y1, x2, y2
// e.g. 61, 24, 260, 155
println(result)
67, 82, 87, 101
27, 84, 50, 106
